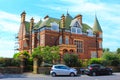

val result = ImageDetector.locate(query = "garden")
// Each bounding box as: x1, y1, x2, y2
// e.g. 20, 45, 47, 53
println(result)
0, 47, 120, 74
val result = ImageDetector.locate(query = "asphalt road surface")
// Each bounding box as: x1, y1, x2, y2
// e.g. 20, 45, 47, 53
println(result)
0, 73, 120, 80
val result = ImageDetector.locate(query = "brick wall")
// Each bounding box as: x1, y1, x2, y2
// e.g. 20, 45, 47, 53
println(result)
0, 67, 22, 74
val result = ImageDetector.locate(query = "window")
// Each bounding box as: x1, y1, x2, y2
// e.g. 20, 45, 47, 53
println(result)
51, 22, 59, 31
99, 42, 102, 48
77, 28, 82, 34
74, 40, 83, 53
65, 36, 69, 44
32, 36, 34, 46
71, 27, 82, 34
59, 36, 62, 44
91, 51, 97, 58
99, 33, 102, 38
87, 29, 93, 36
71, 19, 82, 34
71, 27, 76, 33
40, 34, 45, 45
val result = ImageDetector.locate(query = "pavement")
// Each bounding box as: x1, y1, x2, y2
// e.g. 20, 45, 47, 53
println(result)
0, 72, 49, 78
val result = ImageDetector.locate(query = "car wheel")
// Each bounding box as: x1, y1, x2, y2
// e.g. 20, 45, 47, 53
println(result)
92, 72, 96, 76
70, 72, 75, 77
51, 72, 56, 77
108, 71, 112, 75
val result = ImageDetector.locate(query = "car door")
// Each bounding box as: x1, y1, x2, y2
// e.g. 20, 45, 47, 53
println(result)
54, 66, 63, 75
60, 66, 70, 75
100, 65, 106, 74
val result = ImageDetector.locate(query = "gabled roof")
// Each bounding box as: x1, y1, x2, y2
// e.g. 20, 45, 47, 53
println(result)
40, 17, 60, 27
93, 16, 102, 32
34, 20, 42, 29
64, 13, 73, 29
82, 23, 92, 33
25, 21, 30, 33
18, 22, 28, 39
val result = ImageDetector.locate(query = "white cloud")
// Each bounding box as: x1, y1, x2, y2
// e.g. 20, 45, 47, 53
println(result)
0, 39, 15, 58
0, 11, 20, 33
0, 11, 42, 57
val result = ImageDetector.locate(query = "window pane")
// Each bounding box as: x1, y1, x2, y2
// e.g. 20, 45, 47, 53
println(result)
71, 27, 76, 33
65, 37, 69, 44
77, 28, 81, 34
59, 36, 62, 44
74, 40, 83, 53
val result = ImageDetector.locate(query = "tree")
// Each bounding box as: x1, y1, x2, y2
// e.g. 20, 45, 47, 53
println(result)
32, 46, 43, 66
32, 46, 43, 73
13, 52, 21, 59
63, 53, 81, 67
42, 46, 53, 63
51, 46, 60, 64
103, 48, 110, 53
102, 51, 120, 66
116, 48, 120, 54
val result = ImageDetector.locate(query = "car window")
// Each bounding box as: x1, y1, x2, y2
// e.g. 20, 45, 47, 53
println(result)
100, 65, 105, 69
55, 66, 60, 69
90, 65, 100, 69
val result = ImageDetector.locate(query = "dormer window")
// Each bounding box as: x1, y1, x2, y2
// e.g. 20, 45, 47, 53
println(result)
51, 22, 59, 31
77, 28, 82, 34
71, 27, 82, 34
71, 27, 76, 33
87, 29, 93, 36
70, 19, 82, 34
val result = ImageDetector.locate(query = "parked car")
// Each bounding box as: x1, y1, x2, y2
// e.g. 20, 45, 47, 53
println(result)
50, 64, 77, 77
85, 64, 112, 76
80, 68, 85, 74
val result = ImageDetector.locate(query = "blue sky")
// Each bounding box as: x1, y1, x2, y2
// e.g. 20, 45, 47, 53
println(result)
0, 0, 120, 57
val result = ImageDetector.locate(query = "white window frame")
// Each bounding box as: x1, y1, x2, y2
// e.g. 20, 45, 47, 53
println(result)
91, 51, 97, 58
99, 41, 102, 48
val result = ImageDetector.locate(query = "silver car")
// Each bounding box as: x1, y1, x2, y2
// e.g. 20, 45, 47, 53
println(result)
50, 64, 77, 77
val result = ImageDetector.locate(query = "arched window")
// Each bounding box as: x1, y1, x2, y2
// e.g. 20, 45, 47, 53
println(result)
65, 36, 69, 44
51, 22, 59, 31
69, 49, 74, 53
59, 36, 62, 44
63, 49, 68, 54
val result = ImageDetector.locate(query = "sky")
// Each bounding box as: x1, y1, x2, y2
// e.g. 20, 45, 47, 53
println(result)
0, 0, 120, 57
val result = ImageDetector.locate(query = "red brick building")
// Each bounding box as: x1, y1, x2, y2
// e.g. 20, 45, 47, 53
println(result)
18, 11, 103, 59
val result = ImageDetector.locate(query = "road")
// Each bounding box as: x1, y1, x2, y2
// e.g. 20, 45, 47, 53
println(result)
0, 73, 120, 80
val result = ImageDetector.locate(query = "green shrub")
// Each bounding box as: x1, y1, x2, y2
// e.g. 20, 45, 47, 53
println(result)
102, 52, 120, 66
0, 58, 20, 67
63, 53, 82, 67
88, 58, 104, 65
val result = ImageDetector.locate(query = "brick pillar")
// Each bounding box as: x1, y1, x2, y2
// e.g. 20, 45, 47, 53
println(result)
33, 58, 38, 74
20, 55, 25, 73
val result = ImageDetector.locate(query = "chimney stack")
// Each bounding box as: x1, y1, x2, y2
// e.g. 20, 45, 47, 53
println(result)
61, 14, 65, 28
30, 17, 34, 32
75, 14, 82, 24
21, 11, 26, 23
